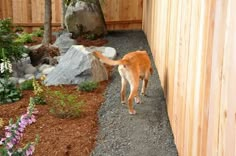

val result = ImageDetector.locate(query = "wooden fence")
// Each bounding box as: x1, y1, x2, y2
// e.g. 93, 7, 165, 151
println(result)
0, 0, 143, 31
143, 0, 236, 156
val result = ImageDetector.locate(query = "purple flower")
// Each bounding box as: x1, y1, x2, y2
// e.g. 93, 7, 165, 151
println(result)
31, 115, 36, 123
6, 142, 13, 149
5, 126, 11, 131
11, 124, 16, 129
18, 127, 24, 132
32, 110, 39, 115
0, 97, 38, 155
15, 130, 20, 136
19, 120, 27, 129
15, 134, 21, 141
0, 138, 6, 145
5, 131, 12, 138
20, 114, 28, 119
26, 145, 35, 156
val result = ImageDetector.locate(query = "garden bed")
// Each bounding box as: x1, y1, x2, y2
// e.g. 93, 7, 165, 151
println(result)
0, 27, 112, 155
0, 81, 109, 155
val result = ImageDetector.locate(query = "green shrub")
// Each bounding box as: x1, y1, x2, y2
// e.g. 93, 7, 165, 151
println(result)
0, 18, 28, 62
78, 81, 98, 92
14, 26, 24, 32
32, 28, 43, 37
19, 79, 34, 90
15, 32, 33, 44
46, 87, 83, 118
0, 79, 22, 104
32, 95, 46, 105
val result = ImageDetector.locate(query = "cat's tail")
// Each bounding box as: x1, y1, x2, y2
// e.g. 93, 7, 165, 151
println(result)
93, 51, 127, 66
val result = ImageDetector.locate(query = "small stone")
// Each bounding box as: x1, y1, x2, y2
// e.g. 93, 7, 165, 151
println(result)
87, 46, 117, 59
42, 66, 55, 75
18, 78, 26, 84
9, 77, 19, 85
24, 64, 37, 74
24, 74, 34, 80
38, 64, 52, 72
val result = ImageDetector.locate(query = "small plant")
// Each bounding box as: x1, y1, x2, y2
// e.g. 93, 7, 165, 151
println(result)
0, 118, 3, 128
15, 32, 33, 44
78, 81, 98, 92
32, 29, 43, 37
14, 27, 24, 33
0, 18, 28, 62
0, 97, 39, 156
46, 87, 83, 118
19, 79, 34, 90
32, 78, 46, 105
0, 49, 22, 104
0, 79, 22, 104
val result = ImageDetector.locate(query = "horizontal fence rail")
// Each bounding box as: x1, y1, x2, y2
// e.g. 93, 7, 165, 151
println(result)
0, 0, 143, 31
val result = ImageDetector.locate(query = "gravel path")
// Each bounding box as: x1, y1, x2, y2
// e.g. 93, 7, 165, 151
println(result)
91, 31, 178, 156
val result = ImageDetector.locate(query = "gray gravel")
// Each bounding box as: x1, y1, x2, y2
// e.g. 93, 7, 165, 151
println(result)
91, 31, 178, 156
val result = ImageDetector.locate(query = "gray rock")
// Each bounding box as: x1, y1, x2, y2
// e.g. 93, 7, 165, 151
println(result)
28, 44, 43, 51
35, 72, 43, 80
87, 46, 117, 59
12, 57, 31, 77
18, 78, 26, 84
65, 0, 107, 37
9, 77, 19, 85
53, 33, 77, 54
45, 45, 108, 86
54, 56, 62, 62
38, 64, 52, 72
42, 66, 55, 75
24, 64, 37, 74
24, 74, 34, 80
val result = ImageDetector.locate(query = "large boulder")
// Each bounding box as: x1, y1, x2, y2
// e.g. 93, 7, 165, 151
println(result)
44, 45, 108, 86
65, 0, 107, 38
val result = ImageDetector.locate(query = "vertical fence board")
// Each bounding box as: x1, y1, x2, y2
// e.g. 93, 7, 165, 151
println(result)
143, 0, 236, 155
1, 0, 143, 30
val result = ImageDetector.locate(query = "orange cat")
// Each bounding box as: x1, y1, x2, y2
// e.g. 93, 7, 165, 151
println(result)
93, 51, 153, 114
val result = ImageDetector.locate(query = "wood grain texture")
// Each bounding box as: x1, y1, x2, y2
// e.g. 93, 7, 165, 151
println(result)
143, 0, 236, 155
0, 0, 143, 31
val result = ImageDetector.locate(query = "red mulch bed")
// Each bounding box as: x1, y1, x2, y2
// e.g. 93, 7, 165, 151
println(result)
0, 34, 111, 155
76, 37, 108, 47
0, 81, 109, 156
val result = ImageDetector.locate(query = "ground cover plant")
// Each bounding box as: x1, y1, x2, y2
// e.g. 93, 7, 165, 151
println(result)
46, 86, 84, 118
78, 81, 99, 92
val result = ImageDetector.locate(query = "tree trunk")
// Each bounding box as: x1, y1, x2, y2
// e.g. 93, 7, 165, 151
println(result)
42, 0, 52, 46
95, 0, 107, 34
61, 0, 66, 29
